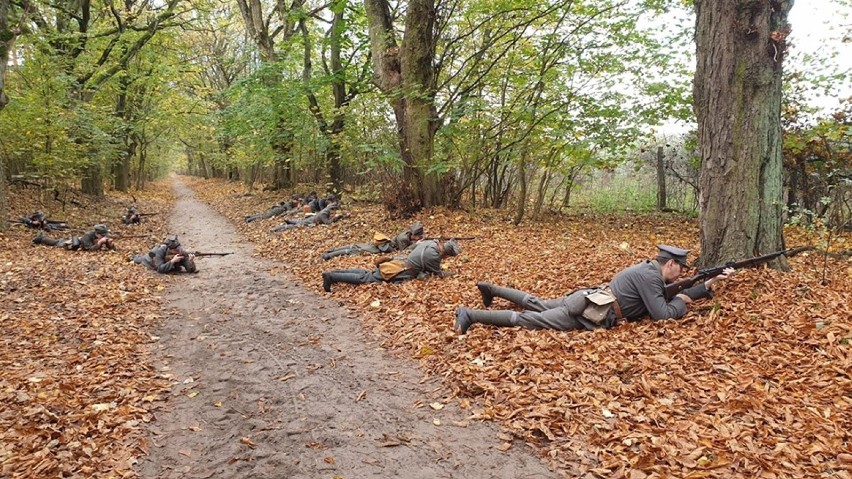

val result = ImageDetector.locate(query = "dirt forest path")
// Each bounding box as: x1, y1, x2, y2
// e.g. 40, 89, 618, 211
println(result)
137, 178, 554, 479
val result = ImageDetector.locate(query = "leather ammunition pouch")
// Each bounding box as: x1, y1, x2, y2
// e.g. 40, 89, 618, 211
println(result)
378, 259, 407, 280
582, 288, 617, 325
372, 231, 392, 247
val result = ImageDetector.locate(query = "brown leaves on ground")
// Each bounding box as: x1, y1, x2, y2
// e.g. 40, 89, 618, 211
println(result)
190, 177, 852, 479
1, 183, 175, 478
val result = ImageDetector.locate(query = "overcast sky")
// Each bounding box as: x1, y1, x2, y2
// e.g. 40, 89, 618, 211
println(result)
786, 0, 851, 108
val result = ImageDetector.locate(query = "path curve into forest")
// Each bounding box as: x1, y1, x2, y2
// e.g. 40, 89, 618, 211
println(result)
136, 178, 555, 478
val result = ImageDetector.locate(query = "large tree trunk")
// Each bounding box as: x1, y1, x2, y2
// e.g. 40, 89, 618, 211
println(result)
401, 0, 440, 207
365, 0, 442, 209
694, 0, 791, 268
0, 0, 14, 231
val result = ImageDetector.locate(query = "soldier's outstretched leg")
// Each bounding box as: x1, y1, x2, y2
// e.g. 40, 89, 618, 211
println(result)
322, 269, 379, 292
476, 282, 552, 311
454, 308, 516, 335
322, 246, 359, 261
32, 234, 65, 247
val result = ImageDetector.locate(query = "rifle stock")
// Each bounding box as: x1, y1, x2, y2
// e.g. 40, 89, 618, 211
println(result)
664, 248, 799, 299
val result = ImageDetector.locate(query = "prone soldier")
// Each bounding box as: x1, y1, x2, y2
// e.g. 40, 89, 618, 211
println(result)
321, 222, 425, 260
122, 206, 142, 225
244, 195, 302, 223
454, 245, 734, 335
17, 211, 68, 231
322, 239, 460, 292
132, 235, 198, 274
271, 203, 348, 232
32, 224, 115, 251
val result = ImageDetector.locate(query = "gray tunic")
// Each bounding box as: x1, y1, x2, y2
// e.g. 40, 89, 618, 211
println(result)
510, 259, 710, 331
133, 244, 198, 274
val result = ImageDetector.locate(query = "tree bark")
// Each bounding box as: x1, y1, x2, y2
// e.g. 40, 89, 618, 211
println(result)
365, 0, 442, 209
694, 0, 792, 268
0, 0, 12, 113
0, 0, 13, 231
656, 146, 666, 210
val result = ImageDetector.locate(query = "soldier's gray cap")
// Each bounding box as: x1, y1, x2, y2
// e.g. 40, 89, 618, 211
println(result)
409, 222, 424, 236
443, 239, 461, 257
164, 235, 181, 249
657, 244, 689, 267
94, 224, 109, 236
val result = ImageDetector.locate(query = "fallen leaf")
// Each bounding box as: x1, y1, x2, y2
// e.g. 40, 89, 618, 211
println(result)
240, 437, 256, 448
429, 402, 444, 410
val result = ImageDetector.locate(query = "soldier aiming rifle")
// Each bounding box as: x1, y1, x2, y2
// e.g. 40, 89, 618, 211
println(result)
122, 206, 158, 225
132, 235, 231, 274
663, 247, 805, 300
13, 211, 69, 231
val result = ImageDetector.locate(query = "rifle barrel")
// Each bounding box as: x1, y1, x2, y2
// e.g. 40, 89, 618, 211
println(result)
665, 248, 796, 299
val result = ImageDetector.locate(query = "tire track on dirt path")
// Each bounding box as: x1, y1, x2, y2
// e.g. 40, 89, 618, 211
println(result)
136, 177, 556, 479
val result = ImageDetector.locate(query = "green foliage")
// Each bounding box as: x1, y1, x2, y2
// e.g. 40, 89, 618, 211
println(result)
571, 168, 659, 213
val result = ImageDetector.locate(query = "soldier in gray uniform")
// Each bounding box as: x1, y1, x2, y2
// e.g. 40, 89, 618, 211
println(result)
32, 224, 115, 251
308, 193, 338, 213
132, 235, 198, 274
454, 245, 735, 334
321, 222, 425, 260
271, 203, 347, 232
244, 195, 302, 223
322, 239, 460, 292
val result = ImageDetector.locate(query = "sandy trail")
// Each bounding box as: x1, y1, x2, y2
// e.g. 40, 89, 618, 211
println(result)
136, 178, 554, 478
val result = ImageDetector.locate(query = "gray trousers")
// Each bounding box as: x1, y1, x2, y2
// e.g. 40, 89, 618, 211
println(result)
485, 283, 597, 331
324, 243, 382, 259
325, 268, 417, 286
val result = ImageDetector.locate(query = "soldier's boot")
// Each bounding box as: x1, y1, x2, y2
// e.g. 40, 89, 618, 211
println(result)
476, 282, 528, 307
454, 308, 515, 335
323, 270, 365, 292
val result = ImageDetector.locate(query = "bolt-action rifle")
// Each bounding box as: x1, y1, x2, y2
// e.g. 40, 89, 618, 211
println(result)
423, 236, 476, 241
192, 251, 233, 258
10, 218, 69, 229
664, 247, 807, 300
112, 234, 153, 239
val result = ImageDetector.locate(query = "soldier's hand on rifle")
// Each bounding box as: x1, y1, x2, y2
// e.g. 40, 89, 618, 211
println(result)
187, 253, 196, 261
675, 293, 693, 304
704, 267, 735, 289
171, 254, 185, 264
